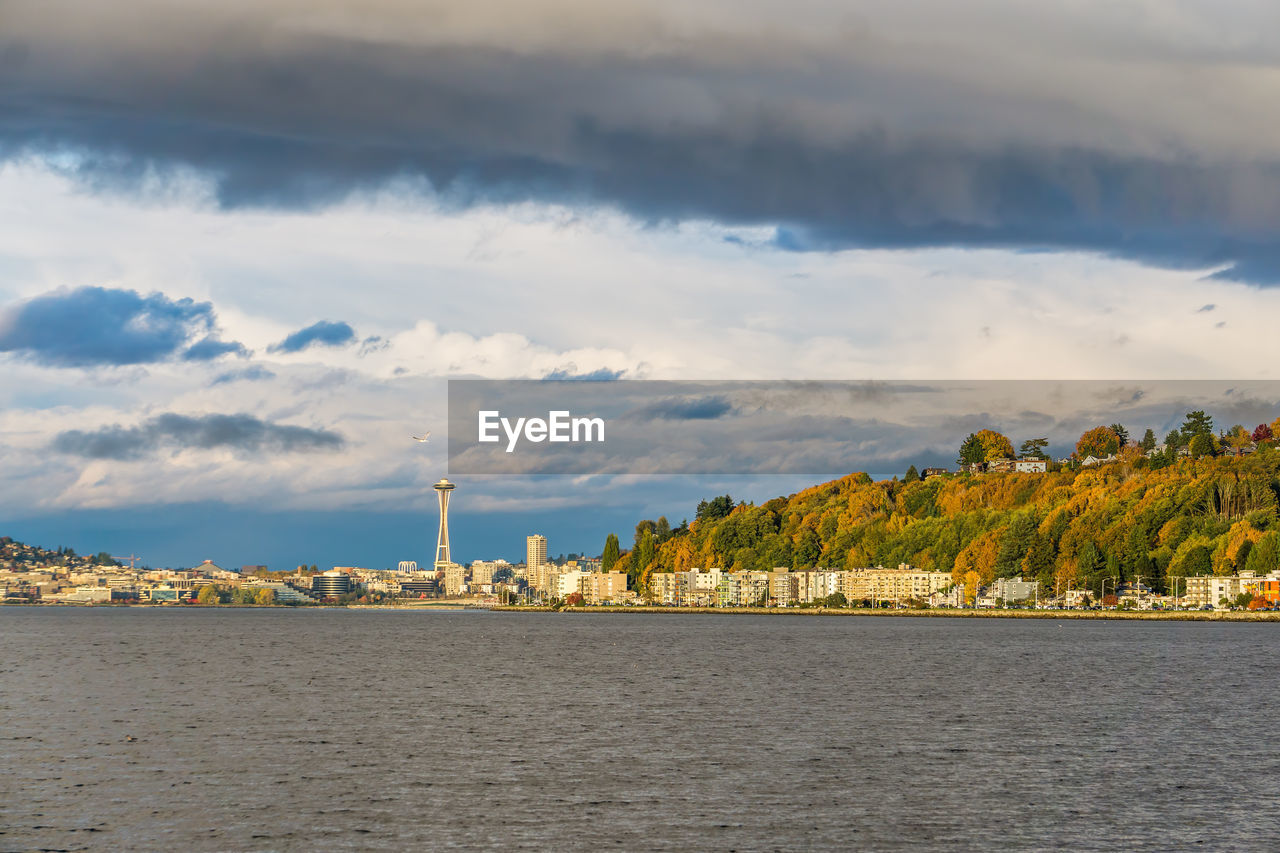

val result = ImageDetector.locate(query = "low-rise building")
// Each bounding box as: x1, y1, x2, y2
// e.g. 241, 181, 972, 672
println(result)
580, 571, 628, 604
991, 576, 1038, 604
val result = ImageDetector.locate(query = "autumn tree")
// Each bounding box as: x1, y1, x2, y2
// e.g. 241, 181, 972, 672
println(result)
196, 584, 220, 605
977, 429, 1015, 460
254, 587, 275, 606
953, 531, 1001, 586
1189, 433, 1216, 459
1252, 423, 1274, 445
1076, 426, 1120, 459
1225, 425, 1252, 456
959, 430, 1015, 466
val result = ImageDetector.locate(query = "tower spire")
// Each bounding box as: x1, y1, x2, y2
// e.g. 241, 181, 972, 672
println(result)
433, 478, 456, 568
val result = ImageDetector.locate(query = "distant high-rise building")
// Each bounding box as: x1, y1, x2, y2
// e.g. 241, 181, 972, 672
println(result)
434, 478, 456, 569
527, 534, 547, 569
527, 534, 548, 595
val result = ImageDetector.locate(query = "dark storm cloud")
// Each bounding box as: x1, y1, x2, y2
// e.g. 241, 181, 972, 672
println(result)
51, 413, 344, 459
268, 320, 357, 353
8, 2, 1280, 280
632, 395, 736, 421
0, 286, 243, 367
183, 337, 250, 361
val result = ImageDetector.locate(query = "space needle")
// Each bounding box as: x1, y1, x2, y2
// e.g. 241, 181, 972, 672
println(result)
433, 478, 456, 570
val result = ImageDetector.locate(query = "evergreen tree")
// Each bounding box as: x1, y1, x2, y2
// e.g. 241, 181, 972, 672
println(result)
696, 495, 735, 522
655, 516, 672, 543
1019, 438, 1050, 459
1109, 424, 1130, 446
1181, 410, 1214, 438
632, 528, 655, 588
903, 465, 920, 483
1141, 429, 1157, 452
601, 533, 621, 572
958, 433, 984, 467
1245, 532, 1279, 575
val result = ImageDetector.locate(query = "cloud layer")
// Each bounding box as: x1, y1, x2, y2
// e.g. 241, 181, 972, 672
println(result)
5, 2, 1280, 279
51, 413, 345, 459
0, 286, 244, 366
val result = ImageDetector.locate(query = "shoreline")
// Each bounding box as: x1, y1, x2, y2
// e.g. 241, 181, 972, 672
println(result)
8, 602, 1280, 621
494, 604, 1280, 621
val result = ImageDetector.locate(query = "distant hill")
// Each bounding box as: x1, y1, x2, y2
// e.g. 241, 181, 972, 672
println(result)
0, 537, 118, 571
622, 451, 1280, 596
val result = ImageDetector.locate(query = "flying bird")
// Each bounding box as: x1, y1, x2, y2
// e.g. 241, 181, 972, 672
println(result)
412, 430, 431, 443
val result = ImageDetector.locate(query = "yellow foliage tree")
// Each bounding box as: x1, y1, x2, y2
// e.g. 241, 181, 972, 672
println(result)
977, 429, 1015, 460
1076, 426, 1120, 459
952, 530, 1001, 586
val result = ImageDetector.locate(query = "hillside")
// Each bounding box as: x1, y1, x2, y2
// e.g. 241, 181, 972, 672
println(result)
0, 537, 118, 571
622, 451, 1280, 596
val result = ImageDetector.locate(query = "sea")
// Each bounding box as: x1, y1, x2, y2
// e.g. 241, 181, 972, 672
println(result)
2, 608, 1277, 851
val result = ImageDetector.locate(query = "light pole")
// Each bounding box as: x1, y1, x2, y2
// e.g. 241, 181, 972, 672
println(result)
1100, 576, 1118, 608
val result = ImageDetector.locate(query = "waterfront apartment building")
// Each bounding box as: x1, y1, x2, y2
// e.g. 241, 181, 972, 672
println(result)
1184, 571, 1280, 608
649, 572, 679, 605
650, 564, 952, 607
579, 571, 629, 604
546, 566, 588, 599
716, 571, 769, 607
842, 565, 953, 605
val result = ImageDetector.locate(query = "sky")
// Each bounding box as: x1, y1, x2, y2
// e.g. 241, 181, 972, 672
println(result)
4, 1, 1280, 569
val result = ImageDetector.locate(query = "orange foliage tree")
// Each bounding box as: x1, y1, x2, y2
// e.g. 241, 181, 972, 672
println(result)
1076, 426, 1120, 459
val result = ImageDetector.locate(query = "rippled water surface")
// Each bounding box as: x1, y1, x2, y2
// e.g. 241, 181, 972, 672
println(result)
3, 609, 1278, 851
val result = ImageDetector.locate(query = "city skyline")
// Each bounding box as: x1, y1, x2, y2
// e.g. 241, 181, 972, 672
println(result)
6, 0, 1280, 582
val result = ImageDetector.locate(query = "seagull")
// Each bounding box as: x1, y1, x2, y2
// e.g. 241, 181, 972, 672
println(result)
411, 430, 431, 443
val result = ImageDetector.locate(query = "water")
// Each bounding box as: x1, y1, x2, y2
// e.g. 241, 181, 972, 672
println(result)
2, 609, 1277, 851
